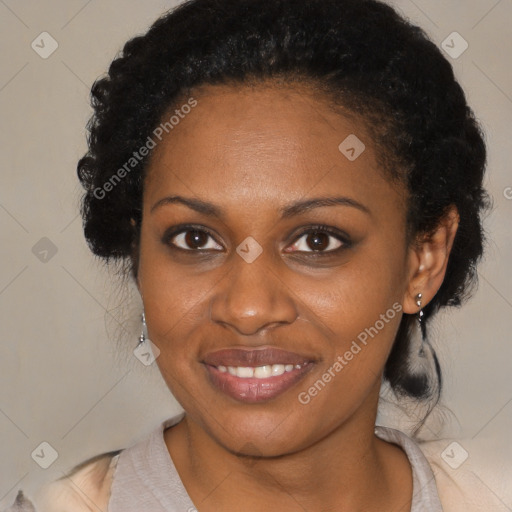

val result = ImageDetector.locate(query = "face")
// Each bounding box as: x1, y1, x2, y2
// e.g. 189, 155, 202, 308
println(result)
137, 83, 412, 457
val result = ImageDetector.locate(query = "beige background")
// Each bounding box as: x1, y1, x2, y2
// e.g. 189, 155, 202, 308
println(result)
0, 0, 511, 507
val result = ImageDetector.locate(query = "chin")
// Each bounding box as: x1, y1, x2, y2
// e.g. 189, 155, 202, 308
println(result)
202, 404, 314, 457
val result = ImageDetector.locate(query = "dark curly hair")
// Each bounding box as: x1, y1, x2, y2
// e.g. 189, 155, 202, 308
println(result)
77, 0, 490, 409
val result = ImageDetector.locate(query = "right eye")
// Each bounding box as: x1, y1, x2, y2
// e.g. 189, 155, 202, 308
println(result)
162, 225, 224, 252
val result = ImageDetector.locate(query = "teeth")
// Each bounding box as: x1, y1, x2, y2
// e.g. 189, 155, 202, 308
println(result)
216, 363, 308, 379
254, 365, 272, 378
236, 367, 254, 378
272, 364, 285, 376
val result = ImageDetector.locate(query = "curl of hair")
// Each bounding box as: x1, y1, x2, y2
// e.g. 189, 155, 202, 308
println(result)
77, 0, 491, 406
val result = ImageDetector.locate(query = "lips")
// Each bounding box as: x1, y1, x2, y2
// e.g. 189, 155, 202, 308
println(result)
202, 347, 316, 403
203, 347, 312, 367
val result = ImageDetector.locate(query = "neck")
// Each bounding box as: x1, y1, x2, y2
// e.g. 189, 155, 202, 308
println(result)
165, 386, 411, 511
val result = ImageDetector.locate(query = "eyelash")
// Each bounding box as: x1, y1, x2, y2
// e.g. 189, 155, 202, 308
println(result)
161, 223, 352, 257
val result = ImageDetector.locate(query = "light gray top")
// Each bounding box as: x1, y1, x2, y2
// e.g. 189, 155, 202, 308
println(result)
108, 412, 443, 511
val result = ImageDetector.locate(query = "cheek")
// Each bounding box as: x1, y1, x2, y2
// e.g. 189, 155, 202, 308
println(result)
142, 273, 208, 354
293, 277, 403, 434
305, 245, 405, 338
298, 242, 406, 388
138, 248, 211, 404
137, 232, 208, 351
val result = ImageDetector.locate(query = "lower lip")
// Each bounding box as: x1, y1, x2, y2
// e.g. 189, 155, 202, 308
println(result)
204, 364, 313, 403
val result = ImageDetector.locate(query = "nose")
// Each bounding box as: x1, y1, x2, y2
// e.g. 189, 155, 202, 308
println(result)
209, 249, 298, 336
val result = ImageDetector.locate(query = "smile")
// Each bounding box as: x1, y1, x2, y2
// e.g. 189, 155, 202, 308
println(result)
202, 346, 316, 403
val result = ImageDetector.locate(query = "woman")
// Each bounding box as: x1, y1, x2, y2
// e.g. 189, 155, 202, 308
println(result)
7, 0, 503, 510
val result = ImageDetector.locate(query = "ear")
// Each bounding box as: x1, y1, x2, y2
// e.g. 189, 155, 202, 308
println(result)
402, 205, 460, 314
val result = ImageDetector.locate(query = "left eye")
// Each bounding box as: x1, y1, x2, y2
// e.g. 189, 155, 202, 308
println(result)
287, 229, 345, 253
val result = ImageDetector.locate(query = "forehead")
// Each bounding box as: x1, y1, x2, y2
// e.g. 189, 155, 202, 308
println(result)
143, 83, 403, 214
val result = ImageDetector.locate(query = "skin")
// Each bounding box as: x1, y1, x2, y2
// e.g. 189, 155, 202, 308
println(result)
135, 82, 459, 511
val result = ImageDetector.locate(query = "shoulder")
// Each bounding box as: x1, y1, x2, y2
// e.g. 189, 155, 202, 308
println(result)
30, 450, 121, 512
417, 436, 512, 512
26, 415, 182, 511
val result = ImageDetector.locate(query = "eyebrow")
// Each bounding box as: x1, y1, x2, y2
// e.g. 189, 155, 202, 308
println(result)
150, 195, 371, 218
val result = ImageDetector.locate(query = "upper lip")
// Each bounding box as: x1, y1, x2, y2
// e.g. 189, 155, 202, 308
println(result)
203, 347, 315, 367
